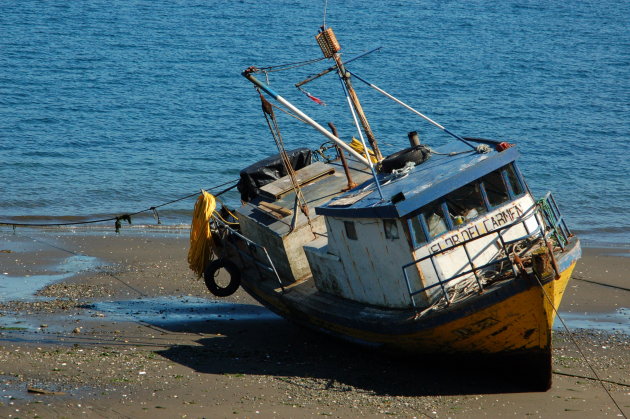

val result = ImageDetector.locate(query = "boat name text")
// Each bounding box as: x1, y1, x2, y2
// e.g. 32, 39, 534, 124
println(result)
429, 203, 524, 254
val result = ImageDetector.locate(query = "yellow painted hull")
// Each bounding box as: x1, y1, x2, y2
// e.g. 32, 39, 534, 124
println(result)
240, 239, 580, 357
236, 238, 581, 389
244, 262, 573, 354
353, 262, 574, 354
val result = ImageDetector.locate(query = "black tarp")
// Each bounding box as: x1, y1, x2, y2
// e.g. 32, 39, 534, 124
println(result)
237, 148, 312, 202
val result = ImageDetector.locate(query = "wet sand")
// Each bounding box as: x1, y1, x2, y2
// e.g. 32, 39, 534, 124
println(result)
0, 228, 628, 418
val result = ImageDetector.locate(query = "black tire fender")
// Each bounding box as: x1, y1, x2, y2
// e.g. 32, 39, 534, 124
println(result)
379, 145, 431, 173
204, 259, 241, 297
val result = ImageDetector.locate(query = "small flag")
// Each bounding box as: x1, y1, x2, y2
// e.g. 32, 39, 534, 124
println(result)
298, 87, 326, 106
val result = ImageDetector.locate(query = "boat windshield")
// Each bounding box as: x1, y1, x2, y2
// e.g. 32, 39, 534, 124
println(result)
422, 201, 448, 238
445, 183, 487, 226
505, 164, 524, 196
406, 163, 526, 248
482, 169, 510, 207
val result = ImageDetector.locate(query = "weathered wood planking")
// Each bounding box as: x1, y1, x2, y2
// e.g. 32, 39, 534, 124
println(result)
256, 201, 293, 220
328, 189, 373, 207
260, 161, 335, 200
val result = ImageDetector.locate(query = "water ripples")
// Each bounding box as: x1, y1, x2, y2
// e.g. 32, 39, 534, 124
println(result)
1, 0, 628, 246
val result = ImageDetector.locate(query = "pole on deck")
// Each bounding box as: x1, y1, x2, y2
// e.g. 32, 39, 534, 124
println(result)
315, 27, 384, 162
328, 122, 357, 191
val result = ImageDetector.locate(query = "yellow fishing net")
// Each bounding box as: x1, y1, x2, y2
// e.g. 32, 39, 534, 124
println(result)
188, 190, 216, 277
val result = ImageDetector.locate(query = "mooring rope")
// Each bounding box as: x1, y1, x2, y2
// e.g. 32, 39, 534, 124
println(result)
0, 178, 239, 231
553, 371, 630, 389
533, 273, 627, 418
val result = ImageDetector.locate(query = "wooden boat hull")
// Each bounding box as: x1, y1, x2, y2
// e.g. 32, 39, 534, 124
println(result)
234, 238, 580, 361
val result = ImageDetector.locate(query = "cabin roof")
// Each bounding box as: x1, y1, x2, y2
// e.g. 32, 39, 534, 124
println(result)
315, 142, 520, 219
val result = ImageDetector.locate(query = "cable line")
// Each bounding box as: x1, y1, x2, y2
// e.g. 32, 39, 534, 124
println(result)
0, 179, 239, 229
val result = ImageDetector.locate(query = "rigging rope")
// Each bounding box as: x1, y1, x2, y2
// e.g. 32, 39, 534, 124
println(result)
257, 90, 313, 232
347, 70, 478, 151
269, 101, 309, 124
254, 56, 326, 73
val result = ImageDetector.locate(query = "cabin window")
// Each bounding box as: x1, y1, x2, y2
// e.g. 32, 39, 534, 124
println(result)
445, 182, 487, 226
481, 169, 510, 207
406, 164, 527, 249
344, 221, 357, 240
383, 219, 399, 240
408, 216, 426, 246
422, 201, 448, 239
505, 164, 524, 197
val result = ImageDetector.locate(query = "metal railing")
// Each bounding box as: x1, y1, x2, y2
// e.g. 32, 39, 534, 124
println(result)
402, 206, 542, 309
402, 192, 571, 309
211, 217, 284, 289
537, 192, 571, 249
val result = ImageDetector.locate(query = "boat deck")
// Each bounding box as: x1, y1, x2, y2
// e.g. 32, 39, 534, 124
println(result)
237, 157, 373, 238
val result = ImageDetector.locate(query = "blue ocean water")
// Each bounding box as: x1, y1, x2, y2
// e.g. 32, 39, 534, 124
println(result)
1, 1, 628, 247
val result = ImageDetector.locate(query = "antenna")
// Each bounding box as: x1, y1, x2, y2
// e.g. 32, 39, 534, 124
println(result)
323, 0, 328, 29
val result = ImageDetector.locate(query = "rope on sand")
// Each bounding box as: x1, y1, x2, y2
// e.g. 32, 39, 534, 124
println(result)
534, 274, 628, 419
553, 371, 630, 388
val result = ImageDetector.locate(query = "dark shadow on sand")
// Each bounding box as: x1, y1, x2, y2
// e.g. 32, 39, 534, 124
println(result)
133, 299, 549, 397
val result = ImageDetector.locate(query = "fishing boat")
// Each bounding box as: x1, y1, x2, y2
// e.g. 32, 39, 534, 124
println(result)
192, 27, 581, 389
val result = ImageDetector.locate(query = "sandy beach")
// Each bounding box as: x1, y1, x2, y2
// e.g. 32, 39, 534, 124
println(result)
0, 228, 628, 418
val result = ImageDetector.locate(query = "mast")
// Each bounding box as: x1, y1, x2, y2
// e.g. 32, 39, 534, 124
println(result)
315, 27, 384, 162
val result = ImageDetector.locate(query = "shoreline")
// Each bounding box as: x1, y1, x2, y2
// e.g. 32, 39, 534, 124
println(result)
0, 229, 628, 417
2, 223, 629, 250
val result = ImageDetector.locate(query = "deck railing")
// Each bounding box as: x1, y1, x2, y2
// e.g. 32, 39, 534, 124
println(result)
537, 192, 571, 249
401, 193, 568, 309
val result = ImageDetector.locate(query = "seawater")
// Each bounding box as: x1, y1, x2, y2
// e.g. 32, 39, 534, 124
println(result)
1, 0, 628, 247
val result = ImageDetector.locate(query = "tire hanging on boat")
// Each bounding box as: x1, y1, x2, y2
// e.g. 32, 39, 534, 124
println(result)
204, 259, 241, 297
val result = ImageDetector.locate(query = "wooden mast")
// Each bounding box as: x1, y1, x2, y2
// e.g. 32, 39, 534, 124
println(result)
316, 27, 383, 162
